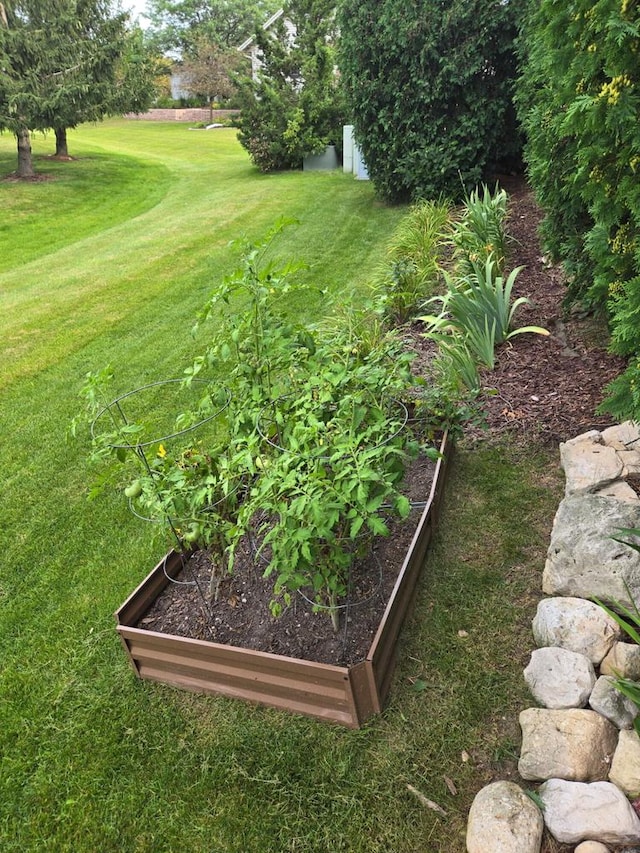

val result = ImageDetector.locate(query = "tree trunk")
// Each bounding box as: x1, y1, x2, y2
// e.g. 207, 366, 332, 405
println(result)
55, 126, 69, 158
16, 127, 35, 178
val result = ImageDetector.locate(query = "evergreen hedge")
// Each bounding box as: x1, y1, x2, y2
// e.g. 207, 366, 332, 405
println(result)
518, 0, 640, 421
337, 0, 524, 203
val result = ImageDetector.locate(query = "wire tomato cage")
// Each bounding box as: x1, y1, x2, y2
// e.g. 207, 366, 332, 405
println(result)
91, 379, 231, 621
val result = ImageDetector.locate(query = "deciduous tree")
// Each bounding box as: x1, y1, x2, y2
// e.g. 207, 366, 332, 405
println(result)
179, 36, 245, 117
145, 0, 279, 56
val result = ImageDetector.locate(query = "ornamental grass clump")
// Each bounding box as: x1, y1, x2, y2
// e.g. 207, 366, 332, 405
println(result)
374, 199, 450, 324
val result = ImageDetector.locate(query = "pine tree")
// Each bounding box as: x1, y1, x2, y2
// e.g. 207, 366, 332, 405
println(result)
0, 0, 155, 176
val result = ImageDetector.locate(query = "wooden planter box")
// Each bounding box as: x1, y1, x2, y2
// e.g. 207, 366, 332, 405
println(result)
115, 432, 451, 728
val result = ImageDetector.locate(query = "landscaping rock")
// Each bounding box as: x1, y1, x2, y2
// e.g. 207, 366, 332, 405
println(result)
523, 647, 595, 709
589, 675, 637, 729
601, 421, 640, 450
538, 778, 640, 845
532, 597, 621, 665
518, 708, 619, 781
594, 480, 640, 503
543, 495, 640, 610
609, 730, 640, 798
601, 642, 640, 680
560, 438, 622, 496
574, 843, 611, 853
465, 781, 543, 853
563, 429, 603, 446
618, 450, 640, 476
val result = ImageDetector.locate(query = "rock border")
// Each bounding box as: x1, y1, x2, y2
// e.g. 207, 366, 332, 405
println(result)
466, 423, 640, 853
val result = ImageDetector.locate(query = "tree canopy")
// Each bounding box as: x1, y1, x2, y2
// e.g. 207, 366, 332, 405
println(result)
145, 0, 280, 56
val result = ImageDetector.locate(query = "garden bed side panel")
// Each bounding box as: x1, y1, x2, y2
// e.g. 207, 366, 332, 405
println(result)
115, 553, 373, 727
367, 431, 452, 705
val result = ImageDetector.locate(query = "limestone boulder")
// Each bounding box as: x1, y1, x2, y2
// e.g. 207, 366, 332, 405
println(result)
594, 480, 640, 503
518, 708, 619, 782
532, 597, 620, 665
538, 778, 640, 845
601, 642, 640, 680
466, 781, 543, 853
589, 676, 637, 729
543, 495, 640, 609
610, 729, 640, 797
618, 450, 640, 476
523, 647, 595, 709
601, 421, 640, 450
560, 438, 623, 496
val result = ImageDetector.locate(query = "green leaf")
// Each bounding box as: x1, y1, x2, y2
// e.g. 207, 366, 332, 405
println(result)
395, 495, 411, 519
350, 516, 364, 538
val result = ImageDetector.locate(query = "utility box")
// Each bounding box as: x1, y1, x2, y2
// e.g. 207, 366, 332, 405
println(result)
353, 145, 369, 181
303, 145, 339, 171
343, 125, 355, 174
343, 124, 369, 180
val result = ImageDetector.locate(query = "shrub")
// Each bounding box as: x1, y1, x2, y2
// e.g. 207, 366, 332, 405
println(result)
236, 0, 346, 171
517, 0, 640, 422
337, 0, 524, 202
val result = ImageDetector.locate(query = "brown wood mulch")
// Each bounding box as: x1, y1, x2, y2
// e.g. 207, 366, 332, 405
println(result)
462, 176, 625, 445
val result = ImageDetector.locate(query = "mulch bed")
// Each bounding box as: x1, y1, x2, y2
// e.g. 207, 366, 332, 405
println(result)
463, 176, 625, 445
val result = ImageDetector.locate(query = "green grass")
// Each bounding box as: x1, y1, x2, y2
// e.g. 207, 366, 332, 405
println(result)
0, 121, 564, 852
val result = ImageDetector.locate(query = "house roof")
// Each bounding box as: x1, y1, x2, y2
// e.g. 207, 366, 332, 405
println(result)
237, 8, 285, 52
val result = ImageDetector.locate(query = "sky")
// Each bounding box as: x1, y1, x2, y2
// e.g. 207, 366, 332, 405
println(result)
123, 0, 150, 26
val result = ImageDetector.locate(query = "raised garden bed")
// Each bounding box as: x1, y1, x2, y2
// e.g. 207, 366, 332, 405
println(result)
115, 431, 451, 728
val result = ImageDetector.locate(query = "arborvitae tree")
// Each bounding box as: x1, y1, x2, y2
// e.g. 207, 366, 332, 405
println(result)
0, 0, 154, 175
517, 0, 640, 424
337, 0, 524, 202
235, 0, 346, 171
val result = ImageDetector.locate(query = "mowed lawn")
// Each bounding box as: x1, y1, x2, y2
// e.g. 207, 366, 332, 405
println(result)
0, 121, 561, 852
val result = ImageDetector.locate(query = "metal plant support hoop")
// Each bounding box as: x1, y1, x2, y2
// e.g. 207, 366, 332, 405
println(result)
90, 379, 231, 617
128, 478, 243, 526
90, 378, 231, 450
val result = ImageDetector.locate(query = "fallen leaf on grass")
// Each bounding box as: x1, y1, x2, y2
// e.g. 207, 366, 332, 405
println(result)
406, 784, 447, 816
443, 775, 457, 796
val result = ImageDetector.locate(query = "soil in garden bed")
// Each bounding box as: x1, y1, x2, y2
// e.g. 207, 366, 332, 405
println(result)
135, 454, 436, 667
